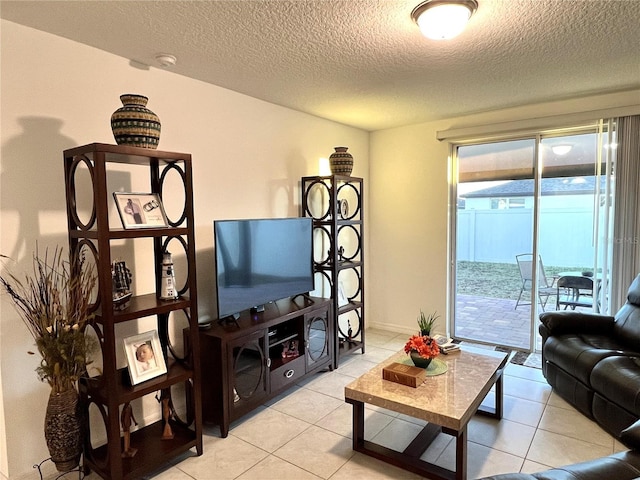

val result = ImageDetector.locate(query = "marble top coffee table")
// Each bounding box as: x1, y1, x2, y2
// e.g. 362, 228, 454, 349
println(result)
344, 346, 508, 480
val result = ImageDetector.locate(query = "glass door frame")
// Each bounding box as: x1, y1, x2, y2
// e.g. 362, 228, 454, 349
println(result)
448, 123, 611, 353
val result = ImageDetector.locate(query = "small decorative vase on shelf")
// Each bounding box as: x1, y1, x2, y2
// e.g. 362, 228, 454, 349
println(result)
111, 94, 161, 149
410, 350, 432, 369
44, 388, 83, 472
329, 146, 354, 176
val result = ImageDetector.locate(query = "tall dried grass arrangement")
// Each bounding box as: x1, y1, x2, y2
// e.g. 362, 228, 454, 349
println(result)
0, 247, 96, 394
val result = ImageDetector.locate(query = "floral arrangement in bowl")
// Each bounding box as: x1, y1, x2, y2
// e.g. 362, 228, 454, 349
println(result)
404, 334, 440, 368
404, 334, 440, 359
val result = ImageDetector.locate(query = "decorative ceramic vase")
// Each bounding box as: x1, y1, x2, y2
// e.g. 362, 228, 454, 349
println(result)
410, 350, 432, 369
329, 147, 354, 176
111, 94, 161, 149
44, 388, 83, 472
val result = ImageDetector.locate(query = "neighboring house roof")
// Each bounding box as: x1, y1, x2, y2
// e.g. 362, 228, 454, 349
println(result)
461, 176, 605, 198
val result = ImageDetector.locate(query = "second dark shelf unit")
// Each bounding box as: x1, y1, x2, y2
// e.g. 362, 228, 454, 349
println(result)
301, 175, 365, 368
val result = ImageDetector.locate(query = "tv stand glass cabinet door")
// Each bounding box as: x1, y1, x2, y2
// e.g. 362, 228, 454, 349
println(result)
227, 331, 269, 425
305, 308, 332, 370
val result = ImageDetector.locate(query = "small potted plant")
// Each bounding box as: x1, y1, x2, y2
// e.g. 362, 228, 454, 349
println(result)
417, 310, 439, 336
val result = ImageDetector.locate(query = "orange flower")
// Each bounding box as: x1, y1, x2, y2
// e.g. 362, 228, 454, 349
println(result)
404, 334, 440, 359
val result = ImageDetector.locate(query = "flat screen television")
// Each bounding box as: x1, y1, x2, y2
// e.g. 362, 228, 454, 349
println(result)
214, 217, 314, 320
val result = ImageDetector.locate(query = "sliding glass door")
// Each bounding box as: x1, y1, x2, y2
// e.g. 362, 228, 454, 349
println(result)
454, 139, 536, 350
450, 124, 614, 352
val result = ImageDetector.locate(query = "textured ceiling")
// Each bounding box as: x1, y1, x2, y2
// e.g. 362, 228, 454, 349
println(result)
2, 0, 639, 131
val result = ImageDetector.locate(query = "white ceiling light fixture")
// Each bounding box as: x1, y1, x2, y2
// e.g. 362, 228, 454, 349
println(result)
411, 0, 478, 40
552, 144, 573, 156
155, 53, 177, 68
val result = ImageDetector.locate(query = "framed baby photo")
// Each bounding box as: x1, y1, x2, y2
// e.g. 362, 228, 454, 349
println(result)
113, 192, 169, 229
123, 330, 167, 385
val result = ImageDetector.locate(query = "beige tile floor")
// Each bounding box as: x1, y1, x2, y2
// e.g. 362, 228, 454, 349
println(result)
86, 328, 628, 480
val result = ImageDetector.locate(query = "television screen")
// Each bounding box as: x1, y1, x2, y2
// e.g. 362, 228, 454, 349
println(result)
214, 217, 314, 319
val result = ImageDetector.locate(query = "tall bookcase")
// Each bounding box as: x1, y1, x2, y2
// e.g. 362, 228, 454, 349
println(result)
301, 175, 364, 368
63, 143, 202, 480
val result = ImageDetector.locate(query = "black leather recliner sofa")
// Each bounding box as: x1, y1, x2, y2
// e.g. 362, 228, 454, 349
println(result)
478, 276, 640, 479
538, 273, 640, 440
478, 419, 640, 479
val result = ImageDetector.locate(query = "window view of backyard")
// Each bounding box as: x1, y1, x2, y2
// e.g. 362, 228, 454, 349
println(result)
456, 260, 588, 301
455, 259, 599, 352
452, 128, 614, 353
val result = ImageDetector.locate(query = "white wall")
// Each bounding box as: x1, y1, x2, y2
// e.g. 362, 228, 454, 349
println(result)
0, 20, 369, 479
368, 124, 450, 335
368, 89, 640, 337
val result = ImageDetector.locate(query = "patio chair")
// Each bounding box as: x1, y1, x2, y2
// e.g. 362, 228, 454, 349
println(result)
556, 275, 594, 310
515, 254, 557, 311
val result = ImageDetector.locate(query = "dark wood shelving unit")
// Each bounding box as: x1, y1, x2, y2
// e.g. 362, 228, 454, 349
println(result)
87, 420, 197, 480
301, 175, 365, 368
81, 361, 193, 404
64, 143, 202, 480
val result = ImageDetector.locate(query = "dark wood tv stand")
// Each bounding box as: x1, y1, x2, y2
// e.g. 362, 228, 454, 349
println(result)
198, 296, 333, 437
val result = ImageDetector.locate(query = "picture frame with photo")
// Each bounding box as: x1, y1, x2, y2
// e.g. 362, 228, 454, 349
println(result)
113, 192, 169, 229
123, 330, 167, 385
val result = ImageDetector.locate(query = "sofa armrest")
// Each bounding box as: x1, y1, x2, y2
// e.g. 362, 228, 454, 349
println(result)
620, 419, 640, 450
539, 311, 615, 336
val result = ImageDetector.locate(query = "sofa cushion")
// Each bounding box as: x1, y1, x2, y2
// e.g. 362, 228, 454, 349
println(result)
545, 361, 594, 419
478, 451, 640, 480
593, 393, 640, 440
477, 475, 537, 479
539, 311, 614, 336
613, 274, 640, 350
591, 356, 640, 417
614, 303, 640, 350
543, 334, 623, 385
621, 419, 640, 450
626, 274, 640, 306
